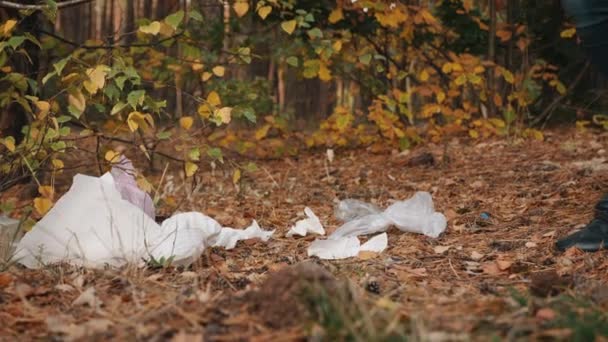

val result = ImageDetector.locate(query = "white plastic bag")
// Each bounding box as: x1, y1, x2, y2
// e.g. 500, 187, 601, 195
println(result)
331, 192, 446, 239
15, 172, 274, 269
286, 207, 325, 237
307, 233, 388, 259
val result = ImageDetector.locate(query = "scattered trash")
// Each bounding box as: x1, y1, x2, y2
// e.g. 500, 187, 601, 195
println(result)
308, 192, 446, 260
480, 212, 491, 220
13, 157, 445, 267
286, 207, 325, 237
14, 160, 274, 269
308, 233, 388, 260
332, 192, 446, 239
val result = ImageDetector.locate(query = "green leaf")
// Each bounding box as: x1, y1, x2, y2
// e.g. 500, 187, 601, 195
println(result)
53, 56, 70, 75
307, 28, 323, 39
286, 56, 299, 67
111, 101, 128, 115
59, 126, 70, 136
165, 10, 185, 30
156, 131, 172, 140
207, 147, 223, 163
188, 147, 200, 161
127, 90, 146, 109
359, 54, 372, 65
50, 141, 66, 151
115, 76, 128, 90
42, 71, 56, 85
68, 104, 82, 118
56, 115, 72, 123
244, 162, 258, 173
189, 10, 203, 21
7, 36, 26, 49
241, 107, 256, 123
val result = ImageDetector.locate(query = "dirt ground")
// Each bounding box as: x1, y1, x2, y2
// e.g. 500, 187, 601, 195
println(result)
1, 129, 608, 341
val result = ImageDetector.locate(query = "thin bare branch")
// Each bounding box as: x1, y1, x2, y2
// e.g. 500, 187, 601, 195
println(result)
0, 0, 93, 10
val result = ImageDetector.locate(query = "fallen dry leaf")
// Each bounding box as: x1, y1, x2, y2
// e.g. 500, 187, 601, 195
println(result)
434, 245, 451, 254
536, 308, 557, 321
471, 251, 484, 261
358, 251, 380, 260
496, 260, 513, 271
73, 287, 101, 308
0, 272, 13, 288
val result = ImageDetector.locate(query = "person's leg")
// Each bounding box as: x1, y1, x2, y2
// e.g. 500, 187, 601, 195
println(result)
557, 0, 608, 251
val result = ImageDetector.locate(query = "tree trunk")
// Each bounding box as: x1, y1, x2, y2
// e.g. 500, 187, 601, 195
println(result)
486, 0, 497, 119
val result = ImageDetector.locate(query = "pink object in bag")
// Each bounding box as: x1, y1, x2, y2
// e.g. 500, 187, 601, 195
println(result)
110, 155, 155, 219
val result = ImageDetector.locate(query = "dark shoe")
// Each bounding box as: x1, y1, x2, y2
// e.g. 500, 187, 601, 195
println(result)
556, 218, 608, 252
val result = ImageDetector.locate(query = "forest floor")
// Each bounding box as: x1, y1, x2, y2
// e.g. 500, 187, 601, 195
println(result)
1, 129, 608, 341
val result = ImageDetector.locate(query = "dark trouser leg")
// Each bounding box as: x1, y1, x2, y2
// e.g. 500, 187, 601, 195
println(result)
556, 1, 608, 251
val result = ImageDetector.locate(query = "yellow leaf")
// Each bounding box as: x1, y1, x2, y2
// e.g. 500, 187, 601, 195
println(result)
233, 1, 249, 17
533, 130, 544, 141
139, 21, 161, 35
34, 197, 53, 216
454, 74, 467, 86
469, 129, 479, 139
201, 72, 213, 81
318, 64, 332, 81
185, 162, 198, 177
207, 91, 221, 106
127, 111, 155, 132
436, 91, 446, 104
2, 19, 17, 36
38, 185, 54, 199
216, 107, 232, 124
232, 169, 241, 184
473, 65, 485, 74
332, 40, 343, 52
52, 159, 64, 170
489, 118, 506, 128
281, 20, 297, 35
191, 61, 204, 71
68, 89, 86, 111
212, 65, 225, 77
180, 116, 194, 130
328, 8, 344, 24
105, 150, 120, 163
35, 101, 50, 119
84, 65, 108, 95
255, 124, 271, 140
560, 27, 576, 38
419, 69, 430, 82
198, 104, 211, 118
502, 69, 515, 84
2, 136, 15, 152
257, 5, 272, 19
442, 63, 453, 74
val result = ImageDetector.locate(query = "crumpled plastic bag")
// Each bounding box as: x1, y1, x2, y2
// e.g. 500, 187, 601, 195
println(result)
331, 192, 446, 239
307, 192, 446, 260
307, 233, 387, 259
286, 207, 325, 237
14, 169, 274, 269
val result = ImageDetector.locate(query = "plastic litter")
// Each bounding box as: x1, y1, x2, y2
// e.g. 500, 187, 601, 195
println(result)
307, 192, 446, 260
286, 207, 325, 237
14, 164, 274, 269
331, 192, 447, 239
307, 233, 388, 259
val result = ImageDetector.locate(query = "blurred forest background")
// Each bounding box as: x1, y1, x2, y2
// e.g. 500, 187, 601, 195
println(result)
0, 0, 605, 209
